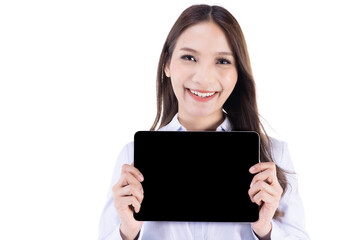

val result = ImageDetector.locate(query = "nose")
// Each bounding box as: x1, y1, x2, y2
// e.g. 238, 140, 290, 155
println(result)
192, 62, 216, 88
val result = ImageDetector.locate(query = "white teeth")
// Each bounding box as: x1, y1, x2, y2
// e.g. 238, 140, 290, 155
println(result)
189, 89, 216, 98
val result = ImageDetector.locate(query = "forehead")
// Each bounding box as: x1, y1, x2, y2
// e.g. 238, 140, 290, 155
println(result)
174, 21, 233, 53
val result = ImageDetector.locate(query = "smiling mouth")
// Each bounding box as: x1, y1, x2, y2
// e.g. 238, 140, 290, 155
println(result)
187, 88, 217, 98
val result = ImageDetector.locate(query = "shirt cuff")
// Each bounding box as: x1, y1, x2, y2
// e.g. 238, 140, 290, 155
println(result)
250, 222, 273, 240
268, 220, 291, 239
251, 229, 260, 240
256, 220, 283, 239
106, 224, 142, 240
106, 224, 123, 240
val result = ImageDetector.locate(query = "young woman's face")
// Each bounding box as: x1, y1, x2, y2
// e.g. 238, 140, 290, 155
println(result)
165, 21, 238, 118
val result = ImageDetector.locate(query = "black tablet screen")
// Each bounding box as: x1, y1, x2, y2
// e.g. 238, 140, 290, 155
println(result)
134, 131, 259, 222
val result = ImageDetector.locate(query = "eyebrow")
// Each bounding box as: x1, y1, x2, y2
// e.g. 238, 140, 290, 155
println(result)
179, 47, 233, 56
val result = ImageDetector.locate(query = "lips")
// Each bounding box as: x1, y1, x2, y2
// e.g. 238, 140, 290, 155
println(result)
189, 89, 216, 97
186, 88, 218, 102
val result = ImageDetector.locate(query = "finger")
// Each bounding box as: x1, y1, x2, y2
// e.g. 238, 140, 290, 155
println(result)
248, 181, 278, 202
113, 172, 143, 193
249, 162, 276, 174
122, 172, 143, 189
253, 190, 275, 206
250, 169, 275, 187
121, 164, 144, 182
117, 196, 142, 213
121, 196, 141, 213
116, 184, 144, 204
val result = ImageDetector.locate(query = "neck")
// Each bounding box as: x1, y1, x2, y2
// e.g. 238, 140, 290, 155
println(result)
177, 110, 225, 131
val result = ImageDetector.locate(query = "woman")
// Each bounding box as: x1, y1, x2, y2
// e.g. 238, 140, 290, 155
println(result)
98, 4, 310, 240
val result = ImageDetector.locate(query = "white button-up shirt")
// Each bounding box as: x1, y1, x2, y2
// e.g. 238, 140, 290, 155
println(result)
98, 113, 310, 240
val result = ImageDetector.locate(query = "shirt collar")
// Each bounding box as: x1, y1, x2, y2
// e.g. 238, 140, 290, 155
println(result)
159, 113, 232, 132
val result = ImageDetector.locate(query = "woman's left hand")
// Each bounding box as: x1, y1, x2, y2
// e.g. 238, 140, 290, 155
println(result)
248, 162, 283, 238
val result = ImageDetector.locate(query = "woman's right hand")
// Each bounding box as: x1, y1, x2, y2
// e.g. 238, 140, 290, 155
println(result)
112, 162, 144, 240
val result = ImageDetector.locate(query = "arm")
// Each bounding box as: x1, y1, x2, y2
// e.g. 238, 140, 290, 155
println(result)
249, 140, 310, 239
266, 141, 310, 239
98, 142, 143, 240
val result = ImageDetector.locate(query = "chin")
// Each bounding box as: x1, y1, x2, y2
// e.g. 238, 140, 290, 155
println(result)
187, 107, 217, 118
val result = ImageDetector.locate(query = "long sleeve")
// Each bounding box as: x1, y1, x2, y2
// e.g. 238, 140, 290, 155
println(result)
98, 142, 134, 240
265, 140, 311, 239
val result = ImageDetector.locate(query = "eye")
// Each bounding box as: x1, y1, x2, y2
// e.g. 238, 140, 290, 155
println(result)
217, 58, 231, 65
181, 55, 197, 62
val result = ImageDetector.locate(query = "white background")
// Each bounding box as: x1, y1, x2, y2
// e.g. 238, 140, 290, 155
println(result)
0, 0, 359, 239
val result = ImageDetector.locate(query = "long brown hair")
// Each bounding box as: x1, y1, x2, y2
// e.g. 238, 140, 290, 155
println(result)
150, 4, 287, 220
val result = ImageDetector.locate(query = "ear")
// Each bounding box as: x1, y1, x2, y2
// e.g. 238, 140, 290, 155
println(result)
164, 52, 171, 78
164, 61, 170, 78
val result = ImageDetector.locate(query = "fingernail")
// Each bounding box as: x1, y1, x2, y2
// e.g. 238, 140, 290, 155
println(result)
250, 181, 254, 188
249, 167, 255, 173
138, 174, 144, 182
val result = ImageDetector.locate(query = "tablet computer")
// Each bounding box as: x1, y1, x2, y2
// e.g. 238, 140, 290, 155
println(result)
133, 131, 259, 222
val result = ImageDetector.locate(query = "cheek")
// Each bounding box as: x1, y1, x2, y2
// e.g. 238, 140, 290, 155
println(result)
221, 71, 238, 93
169, 67, 186, 99
170, 62, 192, 89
